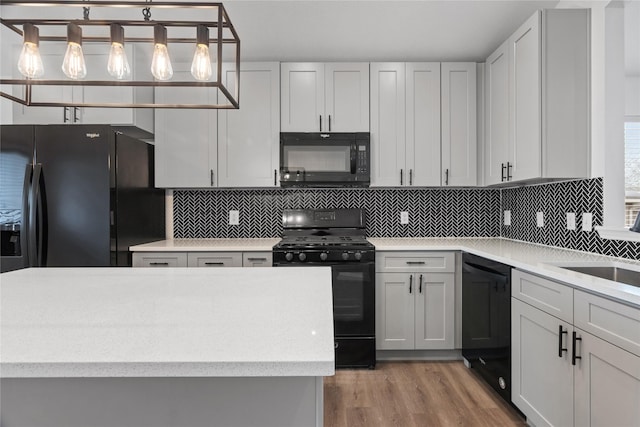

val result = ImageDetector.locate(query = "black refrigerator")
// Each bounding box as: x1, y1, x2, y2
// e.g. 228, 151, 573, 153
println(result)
0, 124, 165, 272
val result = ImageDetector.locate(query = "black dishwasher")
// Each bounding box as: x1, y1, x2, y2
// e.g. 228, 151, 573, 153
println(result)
462, 252, 512, 403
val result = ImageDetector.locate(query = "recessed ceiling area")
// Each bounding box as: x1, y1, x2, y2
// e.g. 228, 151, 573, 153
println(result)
224, 0, 560, 62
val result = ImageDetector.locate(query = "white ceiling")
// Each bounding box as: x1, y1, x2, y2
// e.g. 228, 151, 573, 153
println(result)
223, 0, 560, 62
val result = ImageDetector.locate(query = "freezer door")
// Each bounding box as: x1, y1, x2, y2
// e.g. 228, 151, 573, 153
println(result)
34, 125, 111, 266
0, 125, 34, 272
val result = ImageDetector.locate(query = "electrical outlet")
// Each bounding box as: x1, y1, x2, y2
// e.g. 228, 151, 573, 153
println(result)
504, 210, 511, 226
229, 210, 239, 225
566, 213, 576, 230
400, 211, 409, 225
536, 212, 544, 228
582, 212, 593, 232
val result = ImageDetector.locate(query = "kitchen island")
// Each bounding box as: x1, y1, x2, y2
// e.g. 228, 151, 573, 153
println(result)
0, 267, 334, 427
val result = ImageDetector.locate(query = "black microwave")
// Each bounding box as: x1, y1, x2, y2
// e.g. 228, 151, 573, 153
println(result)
279, 132, 370, 187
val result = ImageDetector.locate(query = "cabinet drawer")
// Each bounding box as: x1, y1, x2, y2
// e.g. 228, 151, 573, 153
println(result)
242, 252, 273, 267
574, 290, 640, 357
376, 252, 455, 273
132, 252, 187, 267
512, 269, 573, 323
187, 252, 243, 267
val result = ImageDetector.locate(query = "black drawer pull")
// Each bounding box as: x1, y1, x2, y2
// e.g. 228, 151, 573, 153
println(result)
149, 262, 169, 266
204, 262, 225, 266
558, 325, 568, 357
419, 274, 423, 293
246, 258, 267, 262
572, 331, 582, 365
409, 275, 413, 294
406, 261, 426, 265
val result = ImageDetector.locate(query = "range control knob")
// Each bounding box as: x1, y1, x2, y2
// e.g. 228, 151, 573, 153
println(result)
354, 251, 362, 261
285, 252, 294, 262
298, 252, 307, 262
320, 252, 328, 261
341, 252, 350, 261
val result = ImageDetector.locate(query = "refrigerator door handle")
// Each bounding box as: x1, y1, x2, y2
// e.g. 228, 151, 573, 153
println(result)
27, 164, 38, 266
32, 163, 45, 267
22, 163, 34, 267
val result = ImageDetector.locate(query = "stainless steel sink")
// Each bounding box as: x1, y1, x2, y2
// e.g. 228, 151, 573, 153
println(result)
561, 266, 640, 288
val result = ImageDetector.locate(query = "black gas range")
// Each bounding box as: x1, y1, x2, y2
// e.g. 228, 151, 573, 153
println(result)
273, 209, 376, 369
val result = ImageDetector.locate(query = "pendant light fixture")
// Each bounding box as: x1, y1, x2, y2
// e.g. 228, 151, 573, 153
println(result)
61, 23, 87, 79
151, 24, 173, 81
17, 23, 44, 79
107, 23, 131, 80
191, 25, 213, 81
1, 1, 241, 109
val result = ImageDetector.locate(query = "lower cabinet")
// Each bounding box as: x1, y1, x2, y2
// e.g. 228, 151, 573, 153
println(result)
132, 251, 272, 268
375, 251, 456, 351
512, 269, 640, 427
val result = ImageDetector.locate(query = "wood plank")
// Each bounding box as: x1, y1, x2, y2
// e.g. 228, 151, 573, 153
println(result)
324, 361, 526, 427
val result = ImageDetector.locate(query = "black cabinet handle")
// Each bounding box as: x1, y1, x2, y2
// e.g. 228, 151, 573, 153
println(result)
328, 114, 331, 132
63, 107, 69, 123
501, 163, 506, 182
558, 325, 568, 357
274, 169, 277, 186
572, 331, 582, 365
507, 162, 513, 180
409, 275, 413, 294
246, 258, 267, 262
204, 262, 225, 266
406, 261, 425, 265
150, 262, 169, 266
445, 168, 449, 186
210, 169, 215, 186
419, 274, 423, 293
409, 169, 413, 186
319, 115, 322, 131
400, 169, 403, 186
73, 107, 80, 122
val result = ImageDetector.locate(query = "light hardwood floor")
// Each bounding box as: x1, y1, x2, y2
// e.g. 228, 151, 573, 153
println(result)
324, 361, 526, 427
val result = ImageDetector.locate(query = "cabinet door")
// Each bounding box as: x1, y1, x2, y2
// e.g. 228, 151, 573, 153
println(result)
484, 41, 509, 186
132, 252, 187, 267
406, 62, 441, 186
441, 62, 477, 186
242, 252, 273, 267
370, 63, 406, 186
511, 298, 574, 427
280, 63, 324, 132
187, 252, 242, 267
325, 63, 369, 132
218, 62, 279, 187
154, 67, 217, 188
509, 11, 541, 182
574, 330, 640, 427
376, 273, 415, 350
415, 273, 455, 350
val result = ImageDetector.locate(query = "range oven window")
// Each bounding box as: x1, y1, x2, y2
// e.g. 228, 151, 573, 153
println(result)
332, 264, 375, 336
283, 145, 351, 173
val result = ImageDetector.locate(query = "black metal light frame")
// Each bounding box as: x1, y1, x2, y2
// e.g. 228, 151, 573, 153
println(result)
0, 1, 240, 109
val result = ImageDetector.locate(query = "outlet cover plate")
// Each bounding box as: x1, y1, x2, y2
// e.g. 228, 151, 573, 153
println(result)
504, 210, 511, 226
400, 211, 409, 225
229, 210, 239, 225
582, 212, 593, 232
566, 213, 576, 230
536, 212, 544, 228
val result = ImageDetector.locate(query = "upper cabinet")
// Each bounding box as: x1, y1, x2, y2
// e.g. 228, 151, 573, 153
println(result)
484, 9, 590, 186
371, 62, 477, 187
218, 62, 280, 187
155, 66, 218, 188
281, 62, 369, 132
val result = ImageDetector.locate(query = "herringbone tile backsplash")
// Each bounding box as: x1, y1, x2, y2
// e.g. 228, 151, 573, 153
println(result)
173, 178, 640, 260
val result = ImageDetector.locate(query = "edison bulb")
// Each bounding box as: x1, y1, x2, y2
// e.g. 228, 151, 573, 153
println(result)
151, 43, 173, 81
107, 42, 130, 79
191, 44, 212, 81
62, 42, 87, 79
18, 42, 44, 79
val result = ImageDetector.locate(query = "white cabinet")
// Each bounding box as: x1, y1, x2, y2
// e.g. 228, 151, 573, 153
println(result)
187, 252, 242, 267
484, 9, 590, 185
11, 44, 152, 130
371, 62, 477, 187
132, 251, 272, 268
441, 62, 477, 186
376, 252, 455, 350
154, 66, 217, 188
511, 270, 640, 427
242, 252, 273, 267
218, 62, 280, 187
132, 252, 188, 267
281, 62, 369, 132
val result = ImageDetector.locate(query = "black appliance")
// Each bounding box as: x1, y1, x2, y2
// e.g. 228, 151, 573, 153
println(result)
0, 125, 165, 272
462, 252, 512, 403
273, 209, 375, 369
279, 132, 370, 187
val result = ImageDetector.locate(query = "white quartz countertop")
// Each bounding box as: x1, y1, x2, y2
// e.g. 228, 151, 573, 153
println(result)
369, 237, 640, 308
130, 238, 281, 252
0, 267, 335, 379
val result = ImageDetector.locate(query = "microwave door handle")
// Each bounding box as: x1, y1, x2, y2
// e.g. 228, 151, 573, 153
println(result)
351, 144, 357, 174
